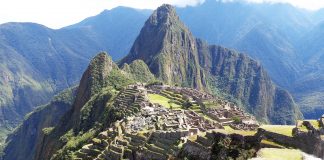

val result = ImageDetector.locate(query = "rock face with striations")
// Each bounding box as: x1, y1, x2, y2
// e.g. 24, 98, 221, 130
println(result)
121, 4, 301, 124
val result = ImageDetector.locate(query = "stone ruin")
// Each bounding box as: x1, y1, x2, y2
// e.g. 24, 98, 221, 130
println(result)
74, 84, 260, 160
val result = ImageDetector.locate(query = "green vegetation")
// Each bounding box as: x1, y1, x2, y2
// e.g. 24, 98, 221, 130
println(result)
261, 140, 285, 148
145, 80, 163, 87
260, 125, 294, 137
190, 104, 201, 112
160, 90, 185, 104
203, 100, 222, 109
297, 120, 320, 132
42, 127, 54, 135
219, 127, 256, 136
106, 69, 134, 90
54, 129, 97, 159
305, 120, 320, 129
122, 60, 156, 83
182, 99, 193, 109
147, 94, 181, 109
232, 116, 242, 124
257, 148, 303, 160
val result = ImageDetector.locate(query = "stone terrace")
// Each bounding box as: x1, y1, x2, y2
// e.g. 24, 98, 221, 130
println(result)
75, 84, 260, 159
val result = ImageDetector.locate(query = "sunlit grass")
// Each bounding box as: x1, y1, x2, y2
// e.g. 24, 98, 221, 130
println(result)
261, 139, 284, 148
147, 94, 181, 109
215, 127, 256, 136
260, 125, 294, 137
257, 148, 303, 160
305, 120, 320, 129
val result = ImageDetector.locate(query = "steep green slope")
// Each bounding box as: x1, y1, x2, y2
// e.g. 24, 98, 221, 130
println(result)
121, 4, 301, 124
3, 87, 76, 160
121, 60, 156, 83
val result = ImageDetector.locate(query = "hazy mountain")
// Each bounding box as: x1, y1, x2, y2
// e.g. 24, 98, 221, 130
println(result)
3, 87, 76, 160
176, 0, 312, 87
65, 7, 151, 60
0, 7, 150, 146
293, 21, 324, 118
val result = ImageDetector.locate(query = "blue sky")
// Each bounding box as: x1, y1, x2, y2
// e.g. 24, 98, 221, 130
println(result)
0, 0, 323, 29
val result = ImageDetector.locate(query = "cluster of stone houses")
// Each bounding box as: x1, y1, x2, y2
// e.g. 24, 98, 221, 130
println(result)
125, 101, 221, 135
148, 84, 258, 129
74, 84, 261, 160
147, 84, 215, 102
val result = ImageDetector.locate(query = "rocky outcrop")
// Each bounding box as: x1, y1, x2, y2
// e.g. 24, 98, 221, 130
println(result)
178, 131, 261, 160
120, 4, 301, 124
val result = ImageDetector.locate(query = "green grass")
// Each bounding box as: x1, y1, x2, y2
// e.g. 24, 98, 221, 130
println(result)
261, 139, 284, 148
305, 120, 320, 129
257, 148, 303, 160
297, 120, 320, 132
147, 94, 181, 109
215, 127, 256, 136
260, 125, 294, 137
203, 101, 221, 109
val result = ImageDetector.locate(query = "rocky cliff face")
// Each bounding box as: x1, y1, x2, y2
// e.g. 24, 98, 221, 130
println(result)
121, 4, 301, 124
3, 87, 76, 160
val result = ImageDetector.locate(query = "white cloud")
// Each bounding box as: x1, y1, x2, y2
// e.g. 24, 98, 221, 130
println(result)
245, 0, 324, 10
0, 0, 205, 29
0, 0, 323, 29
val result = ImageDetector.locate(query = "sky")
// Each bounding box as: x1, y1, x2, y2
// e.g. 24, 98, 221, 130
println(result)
0, 0, 323, 29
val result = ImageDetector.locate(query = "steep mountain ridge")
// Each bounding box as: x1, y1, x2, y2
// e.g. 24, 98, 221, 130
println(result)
3, 87, 77, 160
33, 52, 155, 160
122, 4, 301, 124
0, 7, 150, 145
121, 5, 203, 89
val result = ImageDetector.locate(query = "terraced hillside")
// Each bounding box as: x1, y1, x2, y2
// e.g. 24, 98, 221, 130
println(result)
5, 52, 324, 160
68, 83, 262, 160
65, 83, 324, 160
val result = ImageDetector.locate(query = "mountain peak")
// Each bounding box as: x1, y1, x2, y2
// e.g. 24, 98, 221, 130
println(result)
148, 4, 178, 26
120, 4, 202, 88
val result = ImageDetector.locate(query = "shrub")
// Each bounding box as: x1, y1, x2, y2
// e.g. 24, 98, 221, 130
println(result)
42, 127, 54, 135
182, 100, 193, 109
232, 117, 242, 124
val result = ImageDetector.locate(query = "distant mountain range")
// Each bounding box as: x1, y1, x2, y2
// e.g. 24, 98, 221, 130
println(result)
0, 7, 150, 145
1, 0, 324, 150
